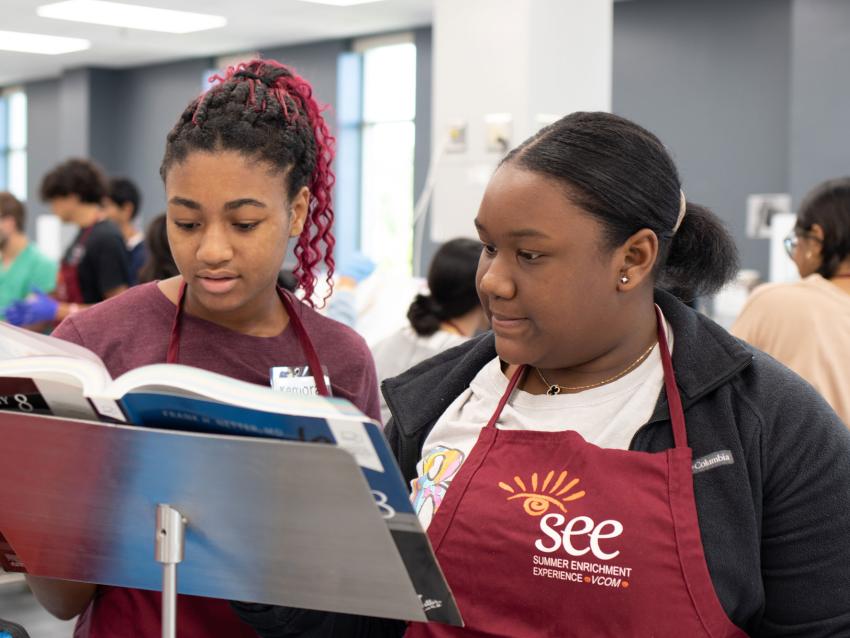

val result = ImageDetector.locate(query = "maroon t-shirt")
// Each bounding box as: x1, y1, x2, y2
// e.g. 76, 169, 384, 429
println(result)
53, 281, 381, 638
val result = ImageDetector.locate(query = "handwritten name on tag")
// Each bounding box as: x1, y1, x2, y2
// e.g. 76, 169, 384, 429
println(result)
270, 366, 331, 396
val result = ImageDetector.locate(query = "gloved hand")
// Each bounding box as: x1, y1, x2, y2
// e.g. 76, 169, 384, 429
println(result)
4, 291, 59, 326
337, 252, 376, 283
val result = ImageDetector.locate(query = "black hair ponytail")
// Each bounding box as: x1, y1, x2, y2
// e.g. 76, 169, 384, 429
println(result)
657, 203, 739, 302
407, 294, 445, 337
503, 112, 739, 303
406, 237, 482, 337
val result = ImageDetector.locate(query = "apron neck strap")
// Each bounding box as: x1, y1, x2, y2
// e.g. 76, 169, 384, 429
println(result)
277, 287, 330, 397
167, 281, 330, 398
166, 280, 187, 365
487, 306, 688, 449
655, 305, 687, 448
486, 365, 525, 429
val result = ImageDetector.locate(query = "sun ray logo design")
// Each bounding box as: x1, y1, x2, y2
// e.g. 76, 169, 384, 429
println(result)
498, 470, 586, 516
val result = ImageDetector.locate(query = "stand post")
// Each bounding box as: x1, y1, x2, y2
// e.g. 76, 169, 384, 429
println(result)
155, 504, 186, 638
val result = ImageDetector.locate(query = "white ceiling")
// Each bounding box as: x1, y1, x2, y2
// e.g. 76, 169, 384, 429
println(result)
0, 0, 433, 86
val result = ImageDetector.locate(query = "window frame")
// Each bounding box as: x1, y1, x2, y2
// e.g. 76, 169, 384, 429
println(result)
348, 32, 418, 275
0, 86, 28, 201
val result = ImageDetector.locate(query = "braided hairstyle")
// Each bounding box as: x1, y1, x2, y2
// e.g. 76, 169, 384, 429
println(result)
160, 59, 335, 305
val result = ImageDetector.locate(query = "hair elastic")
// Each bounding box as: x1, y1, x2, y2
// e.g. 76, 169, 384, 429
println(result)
673, 190, 687, 233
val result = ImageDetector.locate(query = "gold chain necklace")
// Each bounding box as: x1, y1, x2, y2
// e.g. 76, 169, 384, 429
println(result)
535, 342, 658, 395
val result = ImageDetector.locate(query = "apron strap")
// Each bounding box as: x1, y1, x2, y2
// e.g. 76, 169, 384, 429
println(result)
166, 281, 330, 398
486, 365, 525, 429
166, 280, 187, 365
655, 305, 688, 449
277, 288, 331, 397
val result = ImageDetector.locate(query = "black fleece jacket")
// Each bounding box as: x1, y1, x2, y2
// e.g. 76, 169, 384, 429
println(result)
234, 291, 850, 637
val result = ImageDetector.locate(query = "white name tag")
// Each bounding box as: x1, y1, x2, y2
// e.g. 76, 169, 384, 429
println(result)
270, 366, 332, 396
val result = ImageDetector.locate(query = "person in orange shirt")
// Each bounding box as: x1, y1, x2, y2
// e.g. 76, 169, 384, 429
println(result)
732, 176, 850, 425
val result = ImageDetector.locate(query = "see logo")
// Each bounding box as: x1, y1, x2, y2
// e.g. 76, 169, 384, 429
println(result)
498, 470, 586, 516
500, 470, 624, 561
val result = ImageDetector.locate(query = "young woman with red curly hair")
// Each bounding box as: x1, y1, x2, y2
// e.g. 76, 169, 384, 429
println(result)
25, 59, 381, 637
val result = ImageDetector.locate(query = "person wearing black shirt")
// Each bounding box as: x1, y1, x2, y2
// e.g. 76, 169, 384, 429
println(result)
4, 158, 130, 327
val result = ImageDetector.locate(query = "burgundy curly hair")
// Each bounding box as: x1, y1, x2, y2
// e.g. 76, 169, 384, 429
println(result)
160, 59, 335, 305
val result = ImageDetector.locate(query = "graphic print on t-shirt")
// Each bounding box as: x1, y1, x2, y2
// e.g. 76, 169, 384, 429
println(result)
410, 445, 465, 522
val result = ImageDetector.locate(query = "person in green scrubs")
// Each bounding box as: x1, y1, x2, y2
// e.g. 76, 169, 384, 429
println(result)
0, 191, 58, 321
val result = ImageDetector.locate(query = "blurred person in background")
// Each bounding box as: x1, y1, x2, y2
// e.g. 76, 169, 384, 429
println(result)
0, 191, 57, 321
136, 213, 177, 284
733, 176, 850, 425
371, 238, 487, 422
103, 177, 146, 285
4, 159, 131, 327
324, 251, 425, 345
324, 251, 376, 328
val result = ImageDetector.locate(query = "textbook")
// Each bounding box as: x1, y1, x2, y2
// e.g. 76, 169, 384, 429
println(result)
0, 322, 461, 625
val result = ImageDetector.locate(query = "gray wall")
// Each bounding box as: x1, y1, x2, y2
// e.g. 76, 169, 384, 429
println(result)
24, 79, 60, 233
88, 69, 125, 173
109, 58, 213, 220
25, 58, 211, 227
613, 0, 792, 276
789, 0, 850, 204
413, 27, 436, 277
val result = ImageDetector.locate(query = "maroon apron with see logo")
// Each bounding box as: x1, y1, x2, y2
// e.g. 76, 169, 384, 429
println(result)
406, 308, 747, 638
74, 280, 330, 638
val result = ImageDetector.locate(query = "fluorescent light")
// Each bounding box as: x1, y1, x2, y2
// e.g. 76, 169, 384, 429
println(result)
0, 30, 90, 55
37, 1, 227, 34
295, 0, 387, 5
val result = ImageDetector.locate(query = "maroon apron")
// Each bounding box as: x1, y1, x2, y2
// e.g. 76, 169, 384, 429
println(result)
75, 280, 330, 638
56, 226, 95, 304
407, 308, 747, 637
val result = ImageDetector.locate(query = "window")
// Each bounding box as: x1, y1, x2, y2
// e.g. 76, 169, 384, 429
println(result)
337, 34, 417, 275
0, 88, 27, 201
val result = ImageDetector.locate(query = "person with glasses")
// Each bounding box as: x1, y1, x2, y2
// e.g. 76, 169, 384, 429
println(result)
733, 177, 850, 425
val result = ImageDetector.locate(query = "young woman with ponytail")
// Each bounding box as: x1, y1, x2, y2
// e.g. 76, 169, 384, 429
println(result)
238, 112, 850, 636
371, 238, 487, 423
26, 59, 381, 637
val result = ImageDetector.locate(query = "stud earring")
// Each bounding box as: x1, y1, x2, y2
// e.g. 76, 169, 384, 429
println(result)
620, 274, 630, 284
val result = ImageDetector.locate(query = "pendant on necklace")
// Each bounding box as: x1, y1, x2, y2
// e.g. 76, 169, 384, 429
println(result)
546, 385, 561, 396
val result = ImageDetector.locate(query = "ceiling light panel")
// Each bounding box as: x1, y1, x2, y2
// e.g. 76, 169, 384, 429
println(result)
295, 0, 387, 6
0, 30, 91, 55
36, 1, 227, 34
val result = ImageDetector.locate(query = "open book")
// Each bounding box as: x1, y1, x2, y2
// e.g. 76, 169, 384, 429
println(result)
0, 322, 461, 625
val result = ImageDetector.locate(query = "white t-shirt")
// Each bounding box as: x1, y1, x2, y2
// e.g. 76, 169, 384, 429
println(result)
411, 319, 674, 530
372, 325, 468, 423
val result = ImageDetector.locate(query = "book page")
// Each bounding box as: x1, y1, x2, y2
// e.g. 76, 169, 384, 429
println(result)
106, 364, 363, 421
0, 356, 112, 420
0, 321, 105, 365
